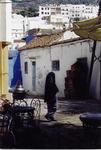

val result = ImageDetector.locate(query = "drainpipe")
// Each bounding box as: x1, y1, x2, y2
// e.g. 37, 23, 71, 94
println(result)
87, 0, 101, 98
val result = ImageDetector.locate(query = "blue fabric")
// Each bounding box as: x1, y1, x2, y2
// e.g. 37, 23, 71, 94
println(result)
22, 35, 35, 43
9, 49, 22, 88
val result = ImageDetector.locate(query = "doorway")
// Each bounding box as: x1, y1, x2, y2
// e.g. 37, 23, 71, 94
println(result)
32, 61, 36, 91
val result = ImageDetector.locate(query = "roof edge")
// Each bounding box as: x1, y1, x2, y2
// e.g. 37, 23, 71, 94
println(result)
18, 37, 91, 51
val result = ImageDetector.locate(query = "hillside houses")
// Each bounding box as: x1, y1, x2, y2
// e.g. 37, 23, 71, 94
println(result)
39, 4, 98, 21
11, 4, 98, 41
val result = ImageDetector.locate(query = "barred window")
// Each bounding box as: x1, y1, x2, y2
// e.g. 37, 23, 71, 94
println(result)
52, 60, 60, 71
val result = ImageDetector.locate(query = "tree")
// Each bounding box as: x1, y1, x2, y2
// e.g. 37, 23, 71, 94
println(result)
17, 7, 38, 17
73, 17, 80, 21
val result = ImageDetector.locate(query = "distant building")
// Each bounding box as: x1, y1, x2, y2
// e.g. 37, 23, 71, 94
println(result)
11, 14, 65, 40
12, 14, 25, 40
11, 4, 98, 41
39, 4, 98, 22
11, 4, 99, 41
50, 14, 69, 24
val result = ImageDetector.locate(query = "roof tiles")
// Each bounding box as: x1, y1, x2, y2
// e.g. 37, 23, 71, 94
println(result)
19, 32, 63, 51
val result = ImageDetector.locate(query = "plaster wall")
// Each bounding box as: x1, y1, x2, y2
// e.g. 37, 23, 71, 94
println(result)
20, 40, 100, 99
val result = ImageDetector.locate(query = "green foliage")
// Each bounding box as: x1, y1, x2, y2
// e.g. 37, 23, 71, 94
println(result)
12, 0, 97, 5
12, 0, 98, 17
73, 17, 80, 21
16, 7, 39, 17
12, 0, 22, 2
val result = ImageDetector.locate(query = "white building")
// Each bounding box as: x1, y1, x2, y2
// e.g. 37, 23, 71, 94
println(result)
82, 5, 98, 19
11, 14, 65, 40
50, 14, 69, 24
19, 31, 100, 100
39, 4, 51, 18
39, 4, 98, 22
11, 15, 53, 40
25, 16, 57, 30
12, 14, 25, 40
11, 4, 98, 41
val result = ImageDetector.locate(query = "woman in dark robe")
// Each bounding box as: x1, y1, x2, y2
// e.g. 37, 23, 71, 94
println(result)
44, 72, 59, 121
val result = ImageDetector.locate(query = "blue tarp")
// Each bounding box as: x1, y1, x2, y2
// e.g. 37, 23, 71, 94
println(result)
22, 35, 35, 43
9, 49, 22, 89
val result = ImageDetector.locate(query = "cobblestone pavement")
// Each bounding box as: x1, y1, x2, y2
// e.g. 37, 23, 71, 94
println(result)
40, 99, 101, 126
4, 98, 101, 149
9, 96, 101, 126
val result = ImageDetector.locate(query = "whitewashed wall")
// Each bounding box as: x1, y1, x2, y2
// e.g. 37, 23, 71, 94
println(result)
0, 0, 12, 42
20, 39, 100, 100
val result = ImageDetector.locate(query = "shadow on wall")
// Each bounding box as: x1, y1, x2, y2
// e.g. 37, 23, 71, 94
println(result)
64, 57, 88, 100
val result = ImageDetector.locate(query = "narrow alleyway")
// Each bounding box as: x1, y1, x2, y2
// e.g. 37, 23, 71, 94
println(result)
14, 99, 101, 148
1, 98, 101, 149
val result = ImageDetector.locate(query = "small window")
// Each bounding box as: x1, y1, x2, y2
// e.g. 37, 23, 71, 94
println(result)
24, 62, 28, 74
52, 60, 60, 71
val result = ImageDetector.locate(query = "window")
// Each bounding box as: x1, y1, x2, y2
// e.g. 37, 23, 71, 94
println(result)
51, 12, 55, 15
8, 52, 13, 59
52, 60, 60, 71
24, 62, 28, 74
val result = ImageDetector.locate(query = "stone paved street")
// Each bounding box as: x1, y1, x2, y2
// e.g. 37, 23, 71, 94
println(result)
2, 97, 101, 149
40, 99, 101, 125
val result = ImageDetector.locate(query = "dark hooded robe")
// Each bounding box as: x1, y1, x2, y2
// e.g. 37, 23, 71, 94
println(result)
44, 72, 59, 102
